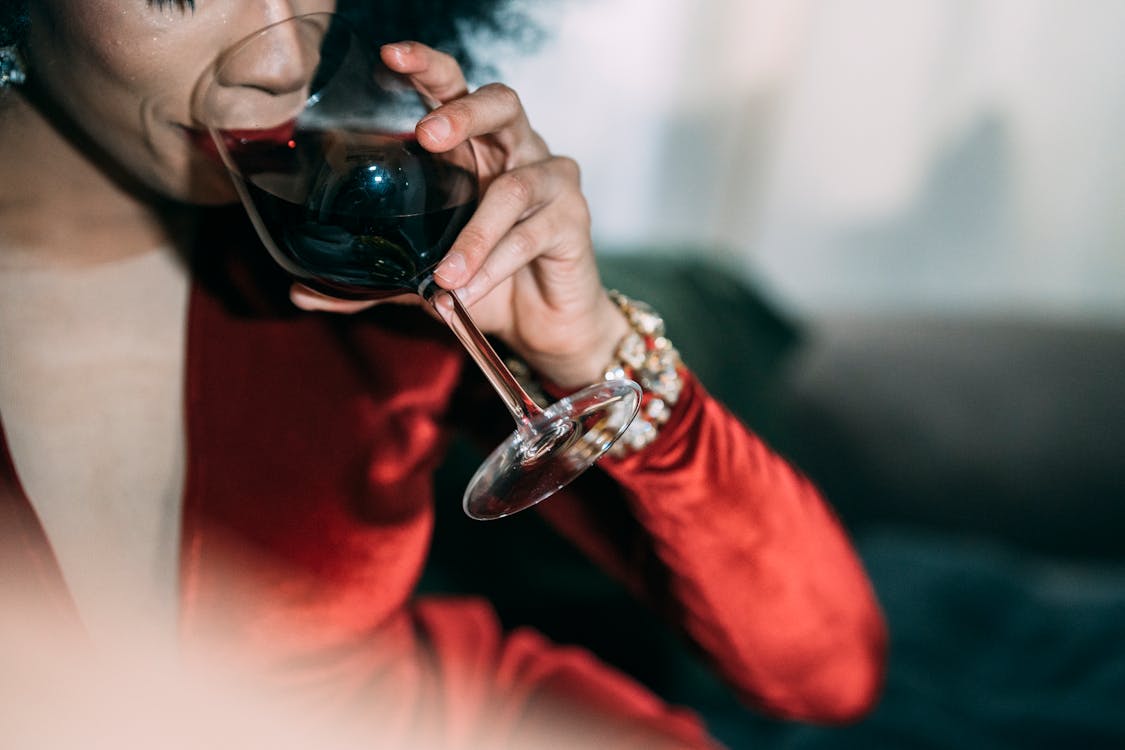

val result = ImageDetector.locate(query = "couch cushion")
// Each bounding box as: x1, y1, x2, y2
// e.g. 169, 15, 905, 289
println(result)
773, 315, 1125, 559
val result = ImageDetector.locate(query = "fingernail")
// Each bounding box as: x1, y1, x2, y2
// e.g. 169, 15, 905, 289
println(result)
418, 114, 451, 143
383, 42, 413, 59
434, 251, 466, 285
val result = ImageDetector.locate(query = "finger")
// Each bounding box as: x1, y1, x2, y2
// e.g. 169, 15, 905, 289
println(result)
463, 194, 591, 306
417, 83, 548, 164
433, 157, 579, 290
380, 42, 469, 103
459, 196, 588, 307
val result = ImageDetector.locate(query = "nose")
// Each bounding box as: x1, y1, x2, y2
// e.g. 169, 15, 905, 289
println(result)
215, 13, 322, 96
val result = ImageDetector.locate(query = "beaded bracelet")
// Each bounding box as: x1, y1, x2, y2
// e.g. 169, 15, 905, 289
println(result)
506, 290, 684, 458
600, 290, 684, 456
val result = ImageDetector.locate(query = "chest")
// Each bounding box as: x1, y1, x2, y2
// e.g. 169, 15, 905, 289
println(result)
0, 254, 466, 648
0, 251, 190, 639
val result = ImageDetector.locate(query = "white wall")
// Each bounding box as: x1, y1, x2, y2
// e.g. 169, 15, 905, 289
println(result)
481, 0, 1125, 321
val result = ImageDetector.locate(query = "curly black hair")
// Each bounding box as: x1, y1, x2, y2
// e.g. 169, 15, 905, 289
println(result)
0, 1, 535, 74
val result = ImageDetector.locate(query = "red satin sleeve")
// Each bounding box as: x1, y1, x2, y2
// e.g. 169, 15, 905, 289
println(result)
536, 371, 888, 724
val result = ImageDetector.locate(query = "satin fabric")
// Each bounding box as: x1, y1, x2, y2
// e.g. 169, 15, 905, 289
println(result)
0, 229, 886, 747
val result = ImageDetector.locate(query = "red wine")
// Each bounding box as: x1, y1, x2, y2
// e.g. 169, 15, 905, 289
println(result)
235, 128, 477, 299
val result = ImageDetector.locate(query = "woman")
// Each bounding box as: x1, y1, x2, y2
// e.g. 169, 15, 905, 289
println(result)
0, 1, 886, 747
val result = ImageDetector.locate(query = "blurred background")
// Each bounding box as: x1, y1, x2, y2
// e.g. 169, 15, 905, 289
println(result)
491, 0, 1125, 321
427, 1, 1125, 748
463, 0, 1125, 555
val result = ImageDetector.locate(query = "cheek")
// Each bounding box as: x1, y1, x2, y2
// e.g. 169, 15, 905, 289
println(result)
33, 3, 200, 117
28, 3, 228, 198
37, 2, 144, 77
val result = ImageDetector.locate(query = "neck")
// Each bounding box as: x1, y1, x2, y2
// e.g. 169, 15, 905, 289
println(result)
0, 91, 183, 270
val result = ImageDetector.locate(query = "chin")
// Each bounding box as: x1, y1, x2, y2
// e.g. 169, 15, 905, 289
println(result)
140, 129, 242, 205
183, 178, 242, 206
147, 157, 242, 206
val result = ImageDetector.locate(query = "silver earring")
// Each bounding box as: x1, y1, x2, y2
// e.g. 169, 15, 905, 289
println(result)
0, 46, 26, 88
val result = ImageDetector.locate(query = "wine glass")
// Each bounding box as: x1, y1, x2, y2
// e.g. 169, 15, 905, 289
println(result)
192, 13, 640, 520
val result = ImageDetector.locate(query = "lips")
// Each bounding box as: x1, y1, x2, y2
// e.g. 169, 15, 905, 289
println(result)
183, 120, 299, 173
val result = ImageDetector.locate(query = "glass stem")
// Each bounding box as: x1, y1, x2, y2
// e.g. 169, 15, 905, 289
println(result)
419, 277, 544, 436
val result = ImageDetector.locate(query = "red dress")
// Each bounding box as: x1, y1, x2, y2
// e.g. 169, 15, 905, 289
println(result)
0, 240, 886, 748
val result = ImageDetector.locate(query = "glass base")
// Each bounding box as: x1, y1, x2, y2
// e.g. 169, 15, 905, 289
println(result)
463, 379, 642, 520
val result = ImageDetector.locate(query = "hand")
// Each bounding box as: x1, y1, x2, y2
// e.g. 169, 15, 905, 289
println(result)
291, 42, 628, 389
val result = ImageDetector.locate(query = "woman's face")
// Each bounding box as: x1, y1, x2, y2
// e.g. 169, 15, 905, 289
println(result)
23, 0, 337, 203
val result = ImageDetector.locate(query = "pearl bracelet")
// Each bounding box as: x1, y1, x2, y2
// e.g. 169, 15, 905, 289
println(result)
599, 290, 684, 457
506, 291, 684, 458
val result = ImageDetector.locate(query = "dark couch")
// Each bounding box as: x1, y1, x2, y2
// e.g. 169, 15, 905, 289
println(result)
423, 252, 1125, 749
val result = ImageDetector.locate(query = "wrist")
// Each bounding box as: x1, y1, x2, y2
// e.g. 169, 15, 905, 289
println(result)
509, 290, 686, 459
523, 290, 632, 390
